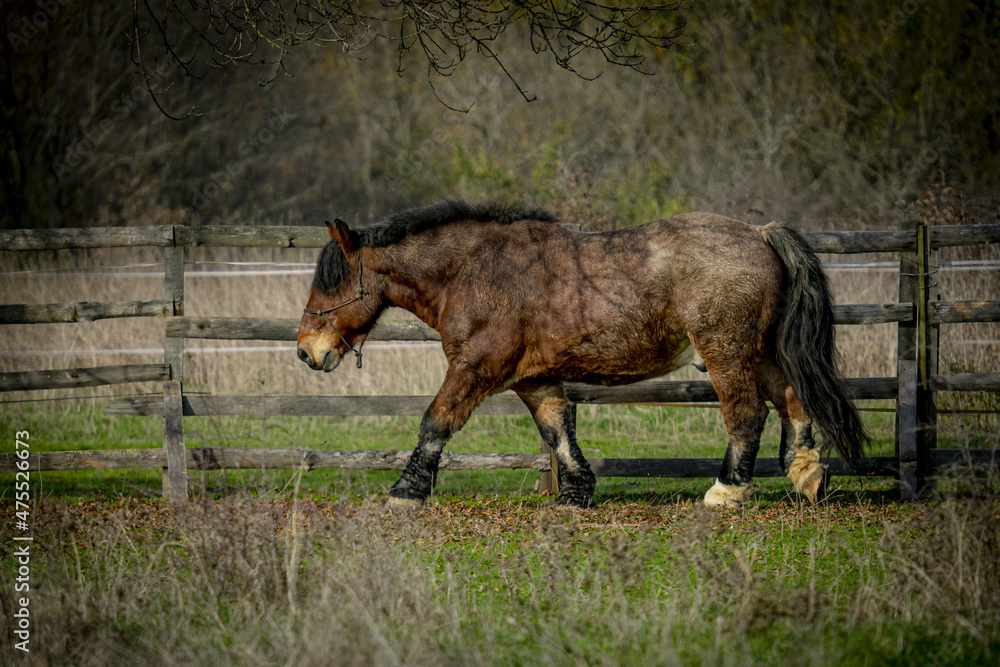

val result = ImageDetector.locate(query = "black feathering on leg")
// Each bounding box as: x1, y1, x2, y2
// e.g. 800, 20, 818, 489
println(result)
779, 421, 815, 473
557, 465, 596, 508
717, 409, 768, 489
389, 444, 441, 502
389, 412, 449, 504
553, 404, 597, 508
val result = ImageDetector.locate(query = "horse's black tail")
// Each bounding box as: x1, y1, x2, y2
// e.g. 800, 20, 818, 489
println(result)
761, 222, 868, 465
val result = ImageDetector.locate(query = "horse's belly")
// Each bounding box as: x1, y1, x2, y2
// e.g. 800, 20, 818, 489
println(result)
529, 333, 702, 386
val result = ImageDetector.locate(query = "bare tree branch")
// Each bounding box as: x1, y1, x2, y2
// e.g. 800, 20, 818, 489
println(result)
130, 0, 688, 105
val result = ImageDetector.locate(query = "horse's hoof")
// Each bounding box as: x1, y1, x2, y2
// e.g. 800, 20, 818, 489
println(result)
788, 449, 829, 505
703, 479, 753, 509
799, 468, 828, 505
555, 472, 596, 509
386, 495, 424, 510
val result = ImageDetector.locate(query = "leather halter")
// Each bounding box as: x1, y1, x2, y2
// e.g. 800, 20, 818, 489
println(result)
303, 251, 372, 369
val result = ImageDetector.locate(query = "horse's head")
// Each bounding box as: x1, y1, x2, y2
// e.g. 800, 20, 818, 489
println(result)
297, 220, 378, 372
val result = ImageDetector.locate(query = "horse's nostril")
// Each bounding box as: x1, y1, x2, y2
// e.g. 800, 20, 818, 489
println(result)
297, 348, 310, 364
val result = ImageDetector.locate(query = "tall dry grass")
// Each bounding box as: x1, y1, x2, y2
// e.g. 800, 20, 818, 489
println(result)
3, 464, 998, 665
0, 245, 451, 402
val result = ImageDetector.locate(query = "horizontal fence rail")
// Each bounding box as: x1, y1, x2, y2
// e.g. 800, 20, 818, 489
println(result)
8, 299, 997, 332
0, 223, 998, 252
6, 258, 996, 280
104, 374, 1000, 418
0, 364, 171, 392
0, 226, 177, 250
165, 317, 442, 342
929, 300, 1000, 324
159, 302, 1000, 343
163, 305, 919, 344
0, 300, 172, 324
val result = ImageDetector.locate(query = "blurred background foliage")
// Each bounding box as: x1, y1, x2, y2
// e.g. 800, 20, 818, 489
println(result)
2, 0, 998, 231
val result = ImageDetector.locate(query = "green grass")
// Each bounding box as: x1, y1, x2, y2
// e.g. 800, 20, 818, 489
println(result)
2, 399, 916, 502
2, 402, 998, 664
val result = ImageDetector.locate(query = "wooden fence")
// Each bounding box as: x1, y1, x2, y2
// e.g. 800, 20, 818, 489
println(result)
2, 219, 999, 502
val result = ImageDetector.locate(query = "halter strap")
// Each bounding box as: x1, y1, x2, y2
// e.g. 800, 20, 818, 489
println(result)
303, 251, 372, 369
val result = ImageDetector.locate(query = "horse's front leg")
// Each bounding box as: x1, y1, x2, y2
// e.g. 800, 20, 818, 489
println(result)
388, 365, 485, 508
518, 384, 596, 508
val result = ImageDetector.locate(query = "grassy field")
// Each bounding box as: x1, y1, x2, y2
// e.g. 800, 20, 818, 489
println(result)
1, 456, 998, 665
1, 396, 908, 502
2, 400, 999, 665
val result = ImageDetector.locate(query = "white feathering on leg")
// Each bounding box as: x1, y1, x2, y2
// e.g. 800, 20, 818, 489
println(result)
703, 479, 754, 509
788, 448, 828, 504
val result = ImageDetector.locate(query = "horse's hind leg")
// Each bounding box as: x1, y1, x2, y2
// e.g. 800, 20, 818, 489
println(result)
758, 361, 828, 504
518, 384, 596, 508
702, 364, 770, 509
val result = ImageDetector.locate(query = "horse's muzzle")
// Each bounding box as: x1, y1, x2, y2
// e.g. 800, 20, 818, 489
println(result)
297, 346, 342, 372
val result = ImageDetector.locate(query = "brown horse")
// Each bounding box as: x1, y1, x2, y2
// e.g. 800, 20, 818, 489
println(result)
297, 201, 866, 508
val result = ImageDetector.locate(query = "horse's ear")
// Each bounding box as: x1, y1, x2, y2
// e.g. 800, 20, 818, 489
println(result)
325, 219, 358, 254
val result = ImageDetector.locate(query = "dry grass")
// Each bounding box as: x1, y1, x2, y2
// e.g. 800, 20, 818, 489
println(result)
2, 467, 998, 665
0, 245, 452, 400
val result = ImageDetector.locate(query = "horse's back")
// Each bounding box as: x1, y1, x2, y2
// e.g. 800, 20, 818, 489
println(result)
501, 212, 783, 384
640, 212, 779, 277
574, 212, 782, 311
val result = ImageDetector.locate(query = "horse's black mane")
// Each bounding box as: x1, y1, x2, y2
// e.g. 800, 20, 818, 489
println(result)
312, 200, 556, 295
362, 200, 556, 247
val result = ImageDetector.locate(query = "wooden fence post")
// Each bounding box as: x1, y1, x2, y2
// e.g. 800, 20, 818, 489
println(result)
896, 213, 920, 499
916, 223, 939, 494
163, 228, 185, 499
164, 232, 185, 381
163, 380, 188, 502
537, 440, 559, 496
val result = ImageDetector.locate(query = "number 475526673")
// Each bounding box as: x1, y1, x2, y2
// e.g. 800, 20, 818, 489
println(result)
15, 432, 31, 522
